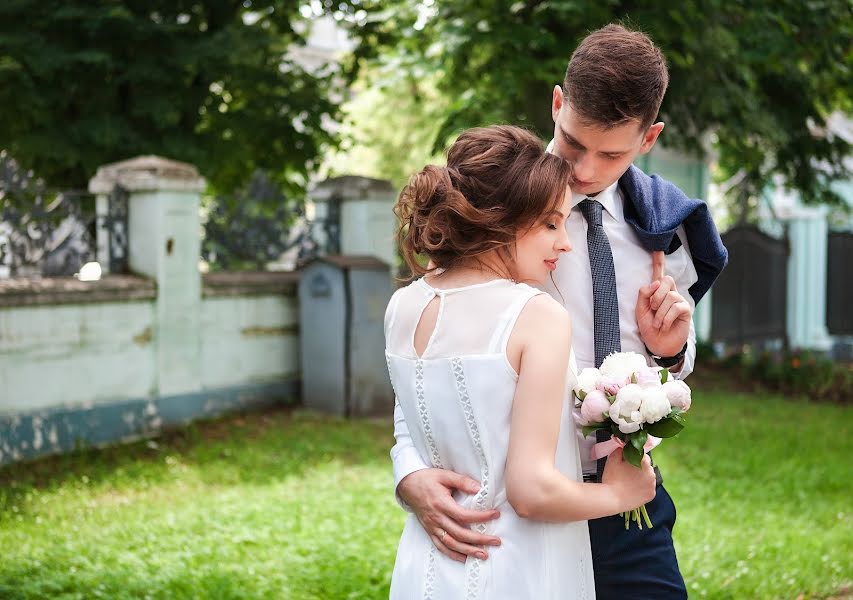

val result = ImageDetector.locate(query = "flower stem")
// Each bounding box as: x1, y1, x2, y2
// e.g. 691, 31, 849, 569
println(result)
640, 504, 653, 528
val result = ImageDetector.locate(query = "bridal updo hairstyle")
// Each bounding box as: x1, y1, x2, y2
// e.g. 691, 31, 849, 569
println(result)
395, 125, 573, 279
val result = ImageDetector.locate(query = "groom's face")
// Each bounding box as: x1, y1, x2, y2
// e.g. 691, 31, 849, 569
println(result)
550, 86, 663, 196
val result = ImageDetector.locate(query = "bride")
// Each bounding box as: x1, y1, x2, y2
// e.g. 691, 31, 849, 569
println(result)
384, 125, 656, 599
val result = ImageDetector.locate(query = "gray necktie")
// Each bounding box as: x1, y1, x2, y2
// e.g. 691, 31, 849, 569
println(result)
579, 198, 621, 480
579, 199, 621, 367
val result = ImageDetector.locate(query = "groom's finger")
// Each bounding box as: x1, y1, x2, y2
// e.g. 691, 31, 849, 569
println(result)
653, 291, 680, 328
431, 533, 467, 563
439, 470, 482, 495
652, 250, 666, 281
437, 525, 492, 561
661, 299, 692, 332
443, 507, 501, 549
650, 275, 676, 310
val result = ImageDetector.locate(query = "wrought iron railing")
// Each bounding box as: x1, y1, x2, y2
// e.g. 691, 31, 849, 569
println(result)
201, 171, 340, 271
0, 151, 128, 278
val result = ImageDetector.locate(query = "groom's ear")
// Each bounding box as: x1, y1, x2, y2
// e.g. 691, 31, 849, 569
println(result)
551, 85, 564, 123
638, 122, 665, 155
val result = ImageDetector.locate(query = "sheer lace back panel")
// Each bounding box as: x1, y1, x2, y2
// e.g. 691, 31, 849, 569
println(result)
385, 278, 540, 364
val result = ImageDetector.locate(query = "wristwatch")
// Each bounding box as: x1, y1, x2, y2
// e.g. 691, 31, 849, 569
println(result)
646, 342, 688, 368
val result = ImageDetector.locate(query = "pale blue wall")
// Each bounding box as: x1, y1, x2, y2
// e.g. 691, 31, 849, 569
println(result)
0, 289, 300, 465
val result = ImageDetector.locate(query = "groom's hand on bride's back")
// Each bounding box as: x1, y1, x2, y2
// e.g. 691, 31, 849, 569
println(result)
397, 468, 502, 563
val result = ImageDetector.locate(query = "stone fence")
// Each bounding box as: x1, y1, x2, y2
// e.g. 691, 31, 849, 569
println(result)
0, 157, 395, 466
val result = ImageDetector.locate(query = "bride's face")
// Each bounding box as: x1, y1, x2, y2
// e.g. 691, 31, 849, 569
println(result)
513, 188, 573, 283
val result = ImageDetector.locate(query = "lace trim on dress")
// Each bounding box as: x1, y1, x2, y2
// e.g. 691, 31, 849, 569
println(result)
423, 545, 438, 600
415, 359, 443, 469
578, 555, 591, 599
415, 357, 444, 600
452, 357, 489, 600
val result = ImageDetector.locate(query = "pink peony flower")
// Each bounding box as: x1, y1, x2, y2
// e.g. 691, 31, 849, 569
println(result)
662, 380, 692, 411
597, 374, 630, 397
634, 367, 663, 389
580, 389, 611, 424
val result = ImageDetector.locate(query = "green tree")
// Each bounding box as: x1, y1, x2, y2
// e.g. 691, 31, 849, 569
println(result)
326, 68, 449, 188
0, 1, 340, 192
345, 0, 853, 207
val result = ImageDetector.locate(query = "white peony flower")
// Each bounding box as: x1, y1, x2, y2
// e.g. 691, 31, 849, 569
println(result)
600, 351, 649, 381
609, 383, 644, 433
580, 389, 611, 424
574, 367, 601, 399
663, 380, 692, 411
639, 387, 671, 424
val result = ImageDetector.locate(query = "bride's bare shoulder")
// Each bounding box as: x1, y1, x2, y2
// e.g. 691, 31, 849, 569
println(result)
515, 293, 571, 336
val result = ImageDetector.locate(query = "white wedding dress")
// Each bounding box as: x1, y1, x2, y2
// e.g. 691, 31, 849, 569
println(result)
385, 278, 594, 600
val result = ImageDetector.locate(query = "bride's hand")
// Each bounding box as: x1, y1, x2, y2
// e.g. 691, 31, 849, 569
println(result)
397, 468, 502, 562
601, 448, 657, 511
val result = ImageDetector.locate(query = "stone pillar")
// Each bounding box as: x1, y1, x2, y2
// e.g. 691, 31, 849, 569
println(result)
89, 156, 207, 395
308, 176, 397, 269
773, 190, 833, 351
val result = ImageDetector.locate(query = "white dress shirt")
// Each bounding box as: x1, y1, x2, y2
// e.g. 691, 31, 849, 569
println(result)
390, 178, 699, 499
540, 181, 698, 474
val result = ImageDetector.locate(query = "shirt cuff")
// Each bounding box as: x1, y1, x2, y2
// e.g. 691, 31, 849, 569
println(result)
392, 446, 430, 512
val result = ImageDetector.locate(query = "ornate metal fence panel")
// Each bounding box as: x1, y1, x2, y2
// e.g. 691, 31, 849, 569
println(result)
0, 152, 129, 278
827, 231, 853, 336
201, 171, 340, 271
711, 225, 789, 346
99, 184, 129, 274
0, 191, 96, 279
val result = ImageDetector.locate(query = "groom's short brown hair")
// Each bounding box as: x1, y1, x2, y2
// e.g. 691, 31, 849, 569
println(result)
563, 24, 669, 130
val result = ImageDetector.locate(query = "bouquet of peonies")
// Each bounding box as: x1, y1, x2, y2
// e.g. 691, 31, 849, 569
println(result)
574, 351, 691, 529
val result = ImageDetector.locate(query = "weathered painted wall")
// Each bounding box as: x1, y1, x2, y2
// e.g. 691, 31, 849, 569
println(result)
0, 300, 157, 414
200, 294, 300, 389
0, 281, 301, 466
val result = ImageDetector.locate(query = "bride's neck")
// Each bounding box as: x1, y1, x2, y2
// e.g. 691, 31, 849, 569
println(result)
427, 255, 513, 287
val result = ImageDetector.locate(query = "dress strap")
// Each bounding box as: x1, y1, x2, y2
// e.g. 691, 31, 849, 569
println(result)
487, 285, 545, 354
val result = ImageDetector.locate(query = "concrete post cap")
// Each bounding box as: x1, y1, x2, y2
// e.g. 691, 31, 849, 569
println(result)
308, 175, 395, 202
88, 155, 206, 194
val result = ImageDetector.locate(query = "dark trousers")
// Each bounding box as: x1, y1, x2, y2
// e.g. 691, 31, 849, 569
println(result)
588, 484, 688, 599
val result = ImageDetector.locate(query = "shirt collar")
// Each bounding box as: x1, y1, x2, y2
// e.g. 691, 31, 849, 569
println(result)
570, 180, 622, 221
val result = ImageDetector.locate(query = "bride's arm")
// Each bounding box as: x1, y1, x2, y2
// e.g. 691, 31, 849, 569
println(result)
505, 295, 656, 522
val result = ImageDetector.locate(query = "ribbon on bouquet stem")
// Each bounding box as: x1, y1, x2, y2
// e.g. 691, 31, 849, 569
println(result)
589, 433, 661, 461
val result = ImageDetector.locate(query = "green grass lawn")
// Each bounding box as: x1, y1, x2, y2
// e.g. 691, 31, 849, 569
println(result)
0, 382, 850, 599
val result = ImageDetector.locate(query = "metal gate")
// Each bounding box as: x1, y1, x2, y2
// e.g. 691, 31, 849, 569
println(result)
711, 225, 789, 345
827, 231, 853, 336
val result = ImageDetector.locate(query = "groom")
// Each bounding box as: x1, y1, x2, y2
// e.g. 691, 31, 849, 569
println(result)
391, 23, 727, 598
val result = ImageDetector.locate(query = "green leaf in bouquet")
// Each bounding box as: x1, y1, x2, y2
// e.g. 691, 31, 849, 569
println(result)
669, 410, 687, 426
582, 423, 610, 438
629, 430, 648, 453
622, 441, 643, 468
577, 390, 587, 401
660, 369, 669, 384
644, 415, 685, 438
